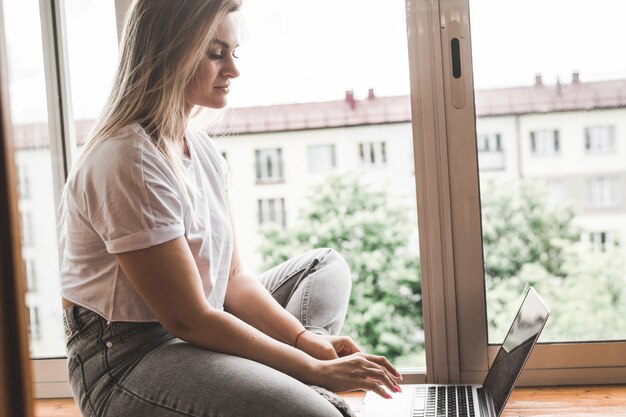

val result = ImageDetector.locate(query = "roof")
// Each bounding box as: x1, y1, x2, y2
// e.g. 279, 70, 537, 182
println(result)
9, 77, 626, 148
210, 78, 626, 134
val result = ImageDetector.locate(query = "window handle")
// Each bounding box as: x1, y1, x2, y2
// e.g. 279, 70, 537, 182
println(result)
448, 20, 465, 109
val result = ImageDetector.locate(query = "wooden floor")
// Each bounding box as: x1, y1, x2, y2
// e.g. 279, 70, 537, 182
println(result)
35, 385, 626, 416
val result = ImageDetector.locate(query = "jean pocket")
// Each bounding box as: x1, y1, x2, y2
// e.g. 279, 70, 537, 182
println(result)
67, 354, 97, 417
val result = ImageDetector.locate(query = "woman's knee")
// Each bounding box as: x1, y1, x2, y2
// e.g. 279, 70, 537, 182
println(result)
318, 248, 352, 295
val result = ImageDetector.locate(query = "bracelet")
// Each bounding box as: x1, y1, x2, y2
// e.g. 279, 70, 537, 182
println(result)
294, 329, 308, 348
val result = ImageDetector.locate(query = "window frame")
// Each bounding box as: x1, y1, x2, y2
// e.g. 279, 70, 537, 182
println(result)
30, 0, 626, 399
255, 148, 284, 183
434, 0, 626, 385
585, 125, 616, 154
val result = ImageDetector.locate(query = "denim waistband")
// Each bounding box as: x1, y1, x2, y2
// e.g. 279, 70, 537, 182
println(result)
63, 304, 100, 337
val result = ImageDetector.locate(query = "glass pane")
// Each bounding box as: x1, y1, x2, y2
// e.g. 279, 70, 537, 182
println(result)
214, 0, 424, 366
2, 0, 118, 359
469, 0, 626, 343
2, 0, 64, 357
65, 0, 118, 147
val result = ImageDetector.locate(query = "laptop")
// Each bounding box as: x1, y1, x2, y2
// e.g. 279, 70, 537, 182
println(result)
361, 286, 550, 417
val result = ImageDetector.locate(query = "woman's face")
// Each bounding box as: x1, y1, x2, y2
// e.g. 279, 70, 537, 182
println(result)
186, 13, 240, 109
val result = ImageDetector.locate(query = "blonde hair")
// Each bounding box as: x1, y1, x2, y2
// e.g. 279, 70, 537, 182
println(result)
58, 0, 242, 244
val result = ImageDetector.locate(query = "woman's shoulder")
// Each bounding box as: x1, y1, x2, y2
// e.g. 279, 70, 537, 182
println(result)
186, 128, 228, 166
70, 123, 165, 189
81, 123, 159, 168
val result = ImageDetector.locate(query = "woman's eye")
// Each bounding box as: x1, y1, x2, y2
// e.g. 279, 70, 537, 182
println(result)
208, 51, 223, 60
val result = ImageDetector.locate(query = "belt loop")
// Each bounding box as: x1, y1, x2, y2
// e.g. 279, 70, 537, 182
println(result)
63, 305, 79, 333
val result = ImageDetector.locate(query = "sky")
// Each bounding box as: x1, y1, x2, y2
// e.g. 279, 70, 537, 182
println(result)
2, 0, 626, 123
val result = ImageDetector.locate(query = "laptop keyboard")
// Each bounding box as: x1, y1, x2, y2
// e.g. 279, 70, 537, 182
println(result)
414, 386, 476, 417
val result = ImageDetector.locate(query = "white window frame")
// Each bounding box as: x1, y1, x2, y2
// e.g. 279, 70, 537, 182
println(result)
258, 198, 286, 228
585, 125, 616, 153
530, 129, 560, 156
255, 148, 284, 183
358, 141, 388, 166
588, 231, 615, 252
30, 0, 626, 399
16, 160, 31, 199
476, 133, 502, 153
588, 176, 618, 207
307, 144, 336, 172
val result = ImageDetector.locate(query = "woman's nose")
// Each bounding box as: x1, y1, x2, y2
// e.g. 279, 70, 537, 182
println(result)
224, 58, 240, 79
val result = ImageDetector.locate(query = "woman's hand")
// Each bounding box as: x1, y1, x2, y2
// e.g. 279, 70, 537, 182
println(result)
297, 331, 361, 360
310, 352, 403, 399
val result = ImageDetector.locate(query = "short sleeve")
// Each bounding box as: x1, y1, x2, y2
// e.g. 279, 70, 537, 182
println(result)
76, 137, 185, 254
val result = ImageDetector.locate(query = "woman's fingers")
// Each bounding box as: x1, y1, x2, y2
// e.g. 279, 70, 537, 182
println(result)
362, 379, 393, 399
331, 336, 362, 356
361, 366, 399, 394
363, 353, 402, 380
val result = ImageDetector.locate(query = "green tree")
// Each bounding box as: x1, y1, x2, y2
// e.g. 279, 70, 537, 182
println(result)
481, 179, 626, 342
480, 179, 581, 282
259, 175, 422, 364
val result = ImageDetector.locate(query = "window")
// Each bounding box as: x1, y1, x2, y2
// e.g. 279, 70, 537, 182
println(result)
255, 148, 284, 183
530, 130, 560, 155
358, 141, 387, 166
6, 0, 624, 399
585, 126, 616, 153
589, 231, 617, 252
27, 306, 41, 340
15, 162, 30, 199
464, 0, 626, 384
308, 144, 336, 172
476, 133, 502, 152
19, 211, 34, 247
588, 177, 618, 207
22, 258, 37, 292
476, 133, 505, 171
258, 198, 286, 228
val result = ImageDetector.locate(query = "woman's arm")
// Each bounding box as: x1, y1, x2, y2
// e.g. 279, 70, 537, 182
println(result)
116, 237, 313, 378
116, 236, 401, 397
223, 211, 311, 347
223, 210, 363, 360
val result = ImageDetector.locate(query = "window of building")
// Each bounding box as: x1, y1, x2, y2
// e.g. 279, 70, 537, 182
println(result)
16, 161, 30, 199
530, 130, 560, 155
258, 198, 286, 228
358, 141, 387, 166
589, 231, 617, 252
308, 144, 336, 172
476, 133, 502, 152
19, 211, 34, 247
22, 258, 37, 292
255, 148, 284, 182
585, 126, 616, 153
588, 177, 618, 207
27, 306, 41, 340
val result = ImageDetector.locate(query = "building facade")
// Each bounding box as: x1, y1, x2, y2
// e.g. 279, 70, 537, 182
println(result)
12, 76, 626, 355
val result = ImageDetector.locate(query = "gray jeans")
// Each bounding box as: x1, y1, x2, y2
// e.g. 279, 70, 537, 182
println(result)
64, 248, 352, 417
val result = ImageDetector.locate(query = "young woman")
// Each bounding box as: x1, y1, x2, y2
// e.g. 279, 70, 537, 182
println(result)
59, 1, 402, 416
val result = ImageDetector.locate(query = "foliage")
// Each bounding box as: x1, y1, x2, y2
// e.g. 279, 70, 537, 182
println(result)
259, 175, 626, 364
480, 179, 581, 281
258, 175, 422, 362
482, 179, 626, 343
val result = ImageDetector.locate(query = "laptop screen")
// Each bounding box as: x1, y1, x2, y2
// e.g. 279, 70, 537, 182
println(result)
483, 287, 550, 416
